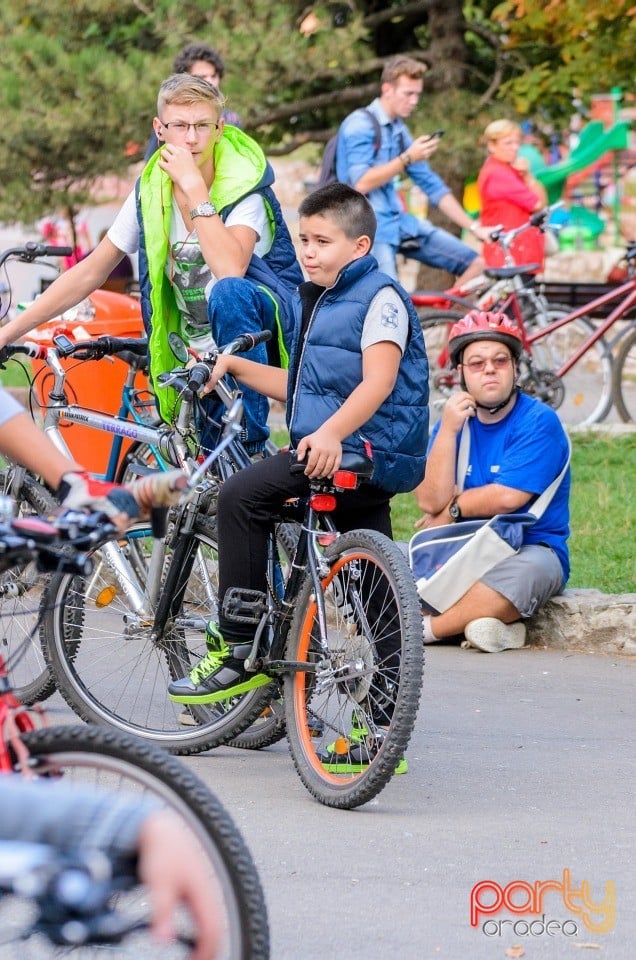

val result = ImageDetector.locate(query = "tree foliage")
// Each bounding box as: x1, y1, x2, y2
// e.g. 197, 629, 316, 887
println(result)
493, 0, 636, 117
0, 0, 632, 227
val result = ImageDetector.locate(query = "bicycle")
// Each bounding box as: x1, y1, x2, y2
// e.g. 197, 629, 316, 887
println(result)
171, 359, 425, 808
0, 332, 293, 753
0, 509, 269, 959
413, 211, 626, 427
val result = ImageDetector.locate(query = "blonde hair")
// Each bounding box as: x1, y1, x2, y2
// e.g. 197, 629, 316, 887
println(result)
484, 119, 522, 143
381, 55, 427, 85
157, 74, 226, 117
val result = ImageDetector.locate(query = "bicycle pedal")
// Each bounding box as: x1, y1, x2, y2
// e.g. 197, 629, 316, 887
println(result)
222, 587, 267, 624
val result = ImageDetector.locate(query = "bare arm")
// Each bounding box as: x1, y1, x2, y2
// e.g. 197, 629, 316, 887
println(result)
414, 392, 531, 527
0, 238, 124, 349
159, 145, 257, 278
0, 410, 82, 486
296, 340, 401, 478
204, 354, 288, 402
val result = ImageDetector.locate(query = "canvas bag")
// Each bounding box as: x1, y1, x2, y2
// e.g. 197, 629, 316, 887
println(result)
408, 425, 570, 615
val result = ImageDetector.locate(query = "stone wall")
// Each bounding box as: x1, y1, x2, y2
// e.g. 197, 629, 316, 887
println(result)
527, 589, 636, 655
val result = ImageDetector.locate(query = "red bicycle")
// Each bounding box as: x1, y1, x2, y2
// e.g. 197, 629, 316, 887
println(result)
411, 212, 631, 427
0, 509, 269, 959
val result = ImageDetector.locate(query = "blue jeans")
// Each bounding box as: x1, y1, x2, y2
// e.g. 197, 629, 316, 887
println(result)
200, 277, 279, 453
373, 222, 478, 280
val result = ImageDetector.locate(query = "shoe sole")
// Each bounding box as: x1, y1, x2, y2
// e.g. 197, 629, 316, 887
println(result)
321, 757, 408, 775
464, 620, 526, 653
168, 672, 271, 704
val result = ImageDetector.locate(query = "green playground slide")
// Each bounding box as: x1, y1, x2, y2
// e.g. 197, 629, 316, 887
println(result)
535, 121, 630, 203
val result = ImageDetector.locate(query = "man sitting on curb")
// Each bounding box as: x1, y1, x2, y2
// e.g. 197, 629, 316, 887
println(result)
413, 310, 570, 653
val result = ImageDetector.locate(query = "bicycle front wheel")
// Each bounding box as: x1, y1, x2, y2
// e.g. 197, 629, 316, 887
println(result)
6, 724, 269, 960
40, 518, 276, 754
612, 324, 636, 422
284, 530, 424, 809
525, 313, 613, 426
0, 468, 57, 704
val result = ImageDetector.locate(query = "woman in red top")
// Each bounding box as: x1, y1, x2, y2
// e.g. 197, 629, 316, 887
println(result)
477, 119, 547, 271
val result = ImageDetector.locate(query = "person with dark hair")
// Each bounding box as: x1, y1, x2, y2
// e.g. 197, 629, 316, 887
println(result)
0, 76, 302, 454
145, 42, 241, 160
414, 310, 570, 653
168, 183, 429, 754
336, 55, 491, 284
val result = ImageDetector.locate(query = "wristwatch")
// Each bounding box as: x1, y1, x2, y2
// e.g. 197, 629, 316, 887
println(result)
448, 496, 463, 522
189, 201, 218, 220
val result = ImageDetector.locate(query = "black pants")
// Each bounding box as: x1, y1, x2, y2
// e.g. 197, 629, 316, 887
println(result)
217, 450, 392, 643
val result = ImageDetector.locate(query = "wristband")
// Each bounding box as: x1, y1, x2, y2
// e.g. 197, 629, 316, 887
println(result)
401, 151, 412, 168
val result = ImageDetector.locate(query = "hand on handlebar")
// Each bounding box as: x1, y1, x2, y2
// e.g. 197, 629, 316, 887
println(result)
56, 470, 188, 533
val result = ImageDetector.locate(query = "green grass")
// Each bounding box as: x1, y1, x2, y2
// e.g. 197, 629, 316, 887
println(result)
391, 432, 636, 595
273, 425, 635, 595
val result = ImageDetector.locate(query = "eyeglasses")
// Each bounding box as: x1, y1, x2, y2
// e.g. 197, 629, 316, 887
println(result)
463, 355, 512, 373
160, 121, 218, 135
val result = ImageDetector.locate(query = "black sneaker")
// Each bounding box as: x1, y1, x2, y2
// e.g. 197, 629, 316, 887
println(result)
168, 631, 269, 704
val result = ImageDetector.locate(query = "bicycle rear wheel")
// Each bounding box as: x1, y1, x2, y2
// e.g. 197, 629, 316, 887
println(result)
612, 325, 636, 422
0, 468, 58, 704
525, 313, 613, 426
5, 724, 269, 959
284, 530, 424, 809
41, 517, 277, 754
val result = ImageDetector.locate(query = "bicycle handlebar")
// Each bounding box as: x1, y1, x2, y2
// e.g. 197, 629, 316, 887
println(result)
488, 201, 564, 246
0, 243, 73, 270
186, 329, 272, 393
52, 335, 148, 361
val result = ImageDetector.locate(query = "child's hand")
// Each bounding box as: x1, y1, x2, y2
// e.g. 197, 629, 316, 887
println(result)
296, 427, 342, 479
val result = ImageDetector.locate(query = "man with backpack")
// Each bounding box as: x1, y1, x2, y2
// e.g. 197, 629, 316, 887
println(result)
334, 55, 490, 283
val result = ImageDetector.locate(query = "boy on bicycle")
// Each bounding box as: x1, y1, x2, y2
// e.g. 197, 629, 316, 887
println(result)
169, 183, 429, 763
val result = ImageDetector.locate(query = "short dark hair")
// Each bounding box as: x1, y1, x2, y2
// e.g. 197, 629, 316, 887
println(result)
299, 183, 376, 242
173, 43, 225, 79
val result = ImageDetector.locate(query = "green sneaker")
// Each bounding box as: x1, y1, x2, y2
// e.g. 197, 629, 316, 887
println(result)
318, 716, 408, 775
168, 628, 270, 704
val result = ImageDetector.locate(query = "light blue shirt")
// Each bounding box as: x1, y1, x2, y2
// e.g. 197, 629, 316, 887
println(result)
336, 98, 451, 246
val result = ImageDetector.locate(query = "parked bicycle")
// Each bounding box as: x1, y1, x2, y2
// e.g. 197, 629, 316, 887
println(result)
412, 211, 633, 427
0, 508, 269, 959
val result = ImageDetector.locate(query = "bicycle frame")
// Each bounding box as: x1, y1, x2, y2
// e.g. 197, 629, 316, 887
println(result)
526, 278, 636, 377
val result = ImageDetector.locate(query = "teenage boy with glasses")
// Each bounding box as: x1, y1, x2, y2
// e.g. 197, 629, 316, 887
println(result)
0, 75, 302, 453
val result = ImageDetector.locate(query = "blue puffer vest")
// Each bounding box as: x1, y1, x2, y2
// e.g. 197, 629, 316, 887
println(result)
287, 255, 429, 494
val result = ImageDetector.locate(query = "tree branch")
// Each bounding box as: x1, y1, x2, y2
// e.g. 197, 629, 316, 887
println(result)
248, 81, 379, 127
362, 1, 434, 29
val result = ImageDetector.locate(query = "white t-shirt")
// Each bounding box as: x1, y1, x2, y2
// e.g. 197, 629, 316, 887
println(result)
361, 287, 409, 354
108, 189, 273, 351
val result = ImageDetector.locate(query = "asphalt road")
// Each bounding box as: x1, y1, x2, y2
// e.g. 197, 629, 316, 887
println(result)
153, 643, 636, 960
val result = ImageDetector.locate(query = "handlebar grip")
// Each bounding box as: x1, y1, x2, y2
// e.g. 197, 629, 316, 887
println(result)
0, 341, 45, 361
42, 245, 73, 257
187, 362, 211, 392
221, 330, 272, 355
96, 336, 148, 357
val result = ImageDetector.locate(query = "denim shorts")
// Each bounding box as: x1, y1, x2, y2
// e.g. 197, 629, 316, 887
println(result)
481, 544, 565, 619
373, 225, 478, 280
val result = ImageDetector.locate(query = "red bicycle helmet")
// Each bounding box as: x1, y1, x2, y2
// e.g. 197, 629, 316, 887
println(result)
448, 310, 524, 367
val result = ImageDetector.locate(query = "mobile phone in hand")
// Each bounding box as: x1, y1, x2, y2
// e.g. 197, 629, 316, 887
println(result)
424, 129, 445, 141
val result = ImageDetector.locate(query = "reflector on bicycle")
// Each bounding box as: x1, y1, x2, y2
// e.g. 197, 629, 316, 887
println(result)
332, 470, 358, 490
309, 493, 337, 512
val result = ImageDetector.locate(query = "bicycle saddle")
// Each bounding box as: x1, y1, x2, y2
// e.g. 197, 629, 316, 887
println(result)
484, 264, 541, 280
289, 451, 374, 480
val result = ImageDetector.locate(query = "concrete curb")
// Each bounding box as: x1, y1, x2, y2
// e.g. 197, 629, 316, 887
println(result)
526, 588, 636, 656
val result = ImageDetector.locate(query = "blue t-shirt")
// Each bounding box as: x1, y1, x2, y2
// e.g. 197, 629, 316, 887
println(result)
429, 393, 570, 581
